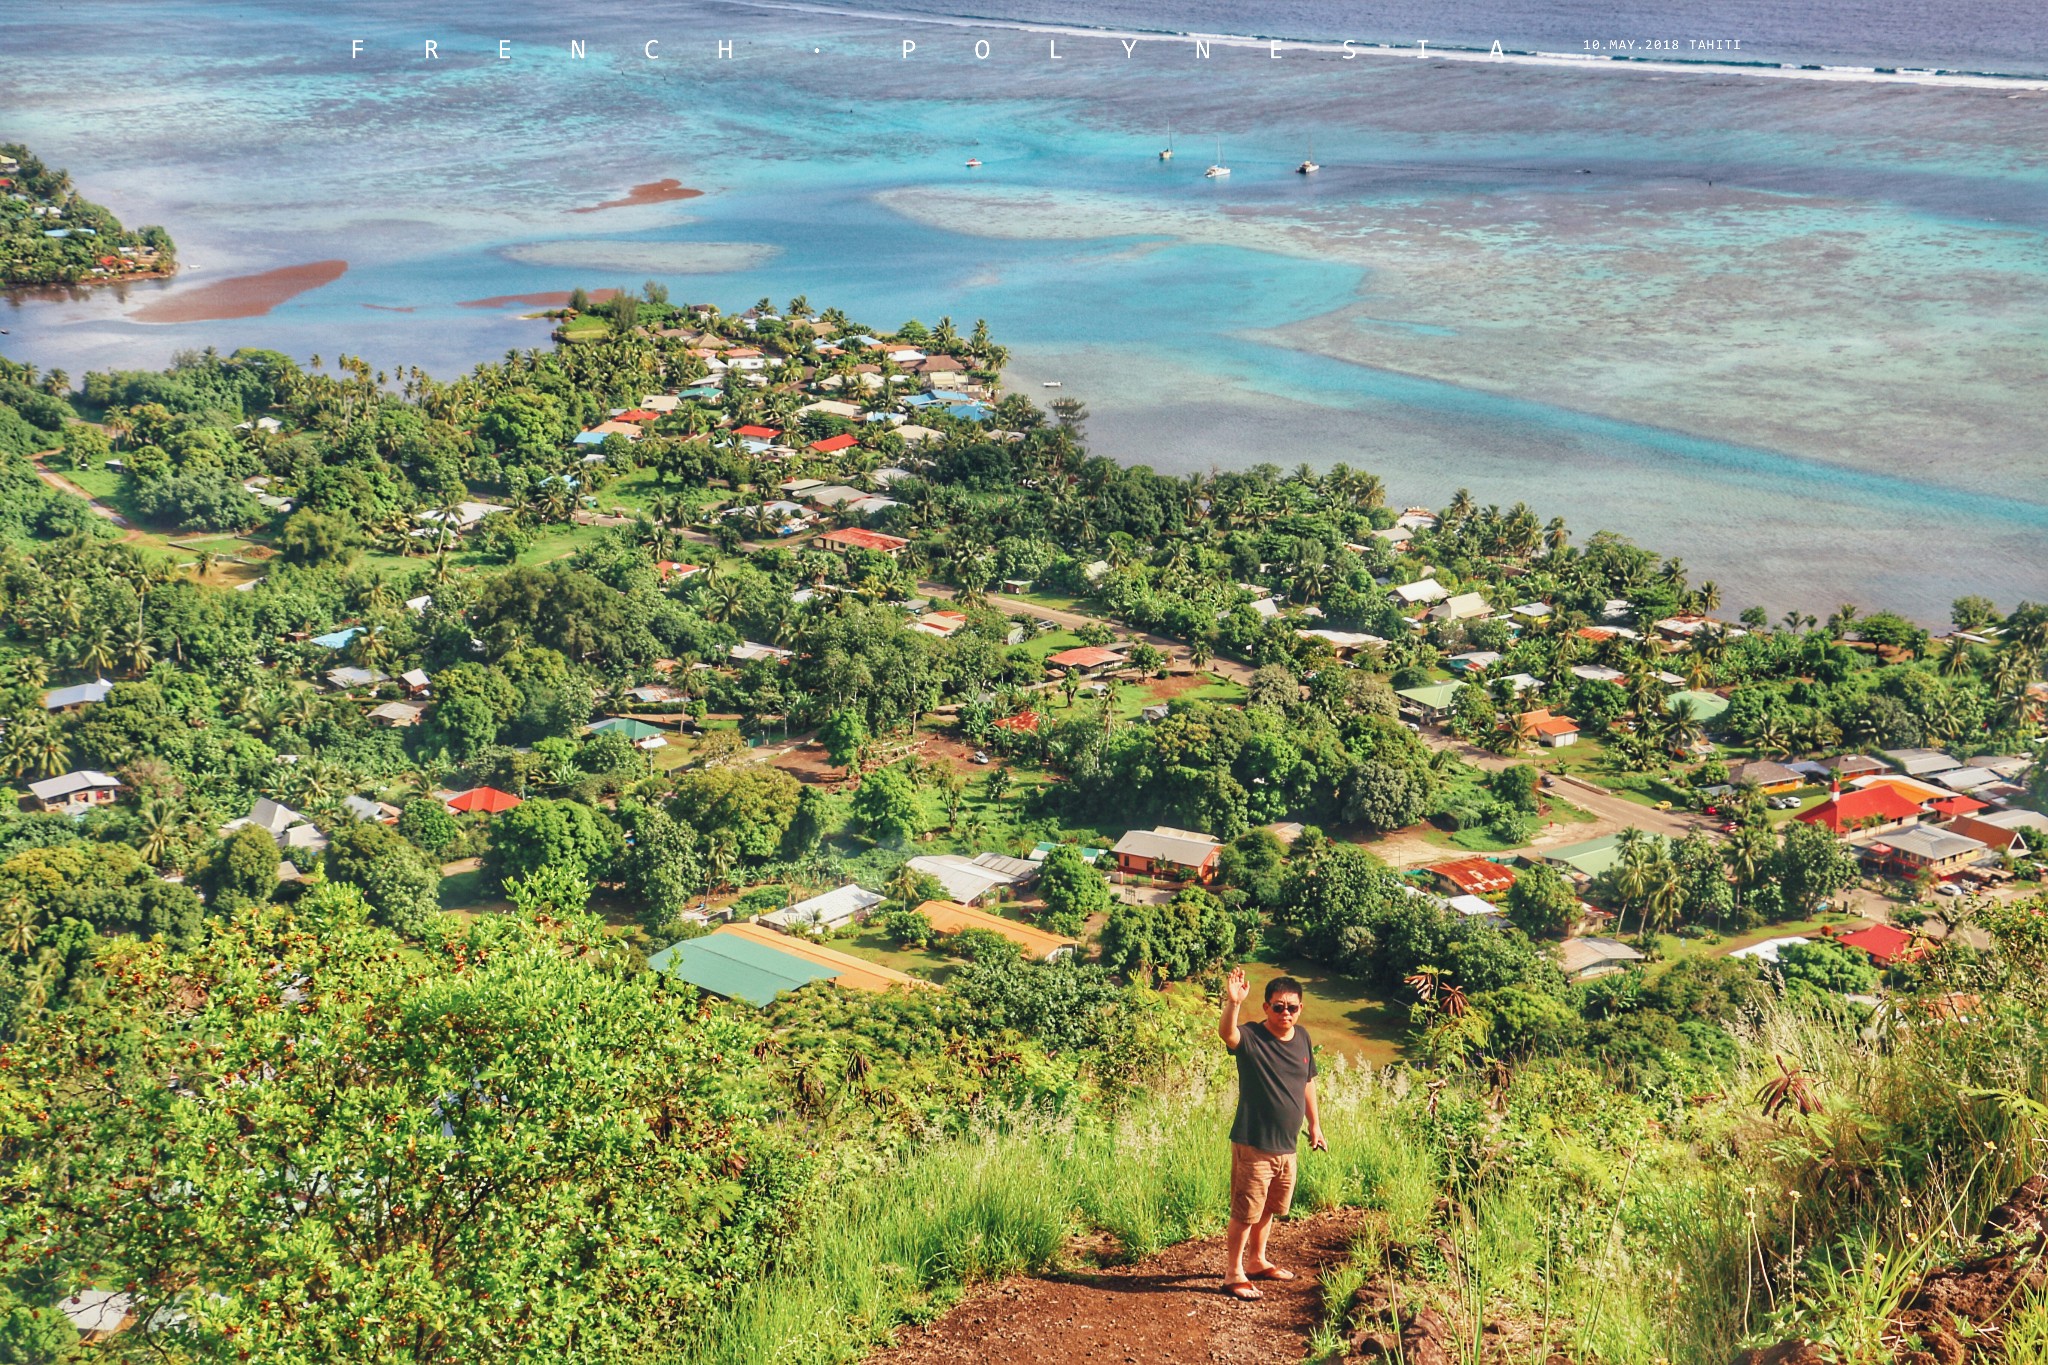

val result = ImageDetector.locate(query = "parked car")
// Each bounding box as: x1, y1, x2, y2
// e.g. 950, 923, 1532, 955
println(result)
972, 750, 990, 765
1935, 882, 1963, 897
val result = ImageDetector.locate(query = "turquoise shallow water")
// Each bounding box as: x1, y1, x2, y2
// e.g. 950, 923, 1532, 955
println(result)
2, 0, 2045, 619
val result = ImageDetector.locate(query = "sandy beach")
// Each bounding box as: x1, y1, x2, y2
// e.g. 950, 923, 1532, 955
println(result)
570, 179, 704, 213
129, 260, 346, 323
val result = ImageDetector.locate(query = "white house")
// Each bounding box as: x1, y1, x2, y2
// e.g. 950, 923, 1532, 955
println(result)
759, 883, 884, 934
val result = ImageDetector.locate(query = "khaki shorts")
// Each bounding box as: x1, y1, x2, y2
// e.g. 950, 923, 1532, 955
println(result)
1228, 1142, 1297, 1224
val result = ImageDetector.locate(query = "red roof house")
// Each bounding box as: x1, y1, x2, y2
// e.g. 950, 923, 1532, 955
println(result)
1928, 794, 1988, 819
817, 527, 908, 556
617, 409, 664, 423
1833, 923, 1926, 968
446, 786, 522, 815
733, 425, 780, 440
810, 434, 859, 455
1797, 785, 1924, 834
992, 710, 1041, 734
1426, 857, 1518, 897
655, 560, 701, 581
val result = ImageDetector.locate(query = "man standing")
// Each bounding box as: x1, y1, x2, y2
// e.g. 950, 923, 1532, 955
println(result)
1217, 965, 1324, 1301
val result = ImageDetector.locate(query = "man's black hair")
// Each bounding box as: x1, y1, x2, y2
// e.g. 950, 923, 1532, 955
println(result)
1265, 976, 1304, 1003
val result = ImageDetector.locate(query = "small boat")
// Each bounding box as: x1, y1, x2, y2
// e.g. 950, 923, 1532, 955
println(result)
965, 158, 982, 167
1160, 128, 1173, 160
1041, 380, 1062, 388
1297, 138, 1319, 174
1205, 140, 1229, 178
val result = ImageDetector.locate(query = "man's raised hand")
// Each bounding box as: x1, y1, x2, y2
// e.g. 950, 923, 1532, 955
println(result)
1224, 966, 1250, 1006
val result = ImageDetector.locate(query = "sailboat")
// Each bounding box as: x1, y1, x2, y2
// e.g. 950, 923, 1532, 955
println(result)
1204, 140, 1230, 178
1296, 139, 1320, 174
1159, 128, 1173, 160
964, 158, 982, 167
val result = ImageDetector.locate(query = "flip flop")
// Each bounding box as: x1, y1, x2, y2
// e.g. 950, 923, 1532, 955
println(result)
1247, 1267, 1297, 1281
1222, 1281, 1264, 1301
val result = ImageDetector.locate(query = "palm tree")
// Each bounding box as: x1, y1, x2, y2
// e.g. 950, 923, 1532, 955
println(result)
0, 897, 35, 957
136, 799, 180, 867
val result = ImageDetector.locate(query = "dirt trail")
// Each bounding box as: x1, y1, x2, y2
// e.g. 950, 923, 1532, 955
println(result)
870, 1210, 1359, 1365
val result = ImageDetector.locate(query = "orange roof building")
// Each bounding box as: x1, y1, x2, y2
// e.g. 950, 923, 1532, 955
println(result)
1797, 785, 1923, 834
1046, 645, 1126, 671
446, 786, 522, 815
914, 900, 1078, 961
1426, 857, 1518, 897
991, 710, 1041, 734
1832, 923, 1926, 968
810, 433, 859, 454
818, 527, 908, 556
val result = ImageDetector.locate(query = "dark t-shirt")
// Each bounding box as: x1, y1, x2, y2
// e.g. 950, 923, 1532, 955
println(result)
1228, 1019, 1317, 1154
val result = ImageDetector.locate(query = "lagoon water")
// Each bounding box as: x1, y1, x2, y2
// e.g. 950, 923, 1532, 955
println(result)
3, 0, 2046, 620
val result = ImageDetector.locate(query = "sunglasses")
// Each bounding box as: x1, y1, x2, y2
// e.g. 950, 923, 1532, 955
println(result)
1268, 1002, 1301, 1014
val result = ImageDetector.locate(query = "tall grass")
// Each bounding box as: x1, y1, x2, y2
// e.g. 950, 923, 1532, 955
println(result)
687, 1063, 1416, 1364
693, 990, 2048, 1365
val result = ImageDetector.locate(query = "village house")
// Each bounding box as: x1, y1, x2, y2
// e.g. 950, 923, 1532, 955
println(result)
1727, 760, 1804, 793
1557, 936, 1646, 981
1820, 754, 1891, 780
905, 853, 1037, 905
1943, 814, 2029, 858
1112, 826, 1222, 883
222, 798, 328, 853
1832, 923, 1927, 969
43, 678, 113, 712
342, 794, 402, 824
1395, 681, 1464, 724
1516, 709, 1581, 747
817, 527, 909, 557
1882, 748, 1960, 778
417, 501, 511, 533
1296, 628, 1383, 659
367, 700, 425, 728
730, 642, 794, 664
908, 610, 967, 639
445, 786, 522, 816
759, 883, 884, 934
25, 770, 122, 815
1430, 592, 1493, 623
401, 668, 432, 696
647, 925, 925, 1007
1863, 824, 1988, 880
1425, 856, 1517, 897
1798, 784, 1925, 835
1388, 578, 1450, 608
1045, 645, 1126, 676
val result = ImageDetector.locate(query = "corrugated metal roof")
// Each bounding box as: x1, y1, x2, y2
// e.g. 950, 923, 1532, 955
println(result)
647, 931, 838, 1006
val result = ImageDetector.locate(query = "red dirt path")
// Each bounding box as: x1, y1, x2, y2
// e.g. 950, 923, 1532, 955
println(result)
870, 1210, 1360, 1365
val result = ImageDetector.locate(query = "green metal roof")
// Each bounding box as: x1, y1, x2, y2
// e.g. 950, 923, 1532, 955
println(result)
647, 932, 838, 1006
1542, 834, 1627, 878
1396, 681, 1465, 710
1665, 690, 1729, 722
589, 717, 664, 740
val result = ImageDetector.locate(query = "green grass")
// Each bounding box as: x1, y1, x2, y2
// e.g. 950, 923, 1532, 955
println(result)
1643, 911, 1867, 962
685, 1065, 1423, 1365
437, 867, 495, 912
1011, 629, 1084, 664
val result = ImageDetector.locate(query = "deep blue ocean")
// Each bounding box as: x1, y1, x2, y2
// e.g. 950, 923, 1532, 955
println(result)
2, 0, 2044, 619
